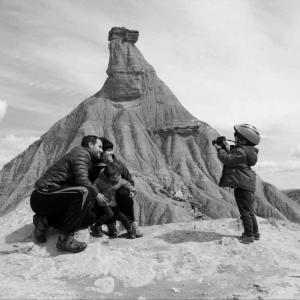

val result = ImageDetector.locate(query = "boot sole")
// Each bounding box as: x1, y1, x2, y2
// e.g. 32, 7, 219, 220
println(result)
56, 243, 87, 253
239, 240, 254, 244
90, 232, 104, 238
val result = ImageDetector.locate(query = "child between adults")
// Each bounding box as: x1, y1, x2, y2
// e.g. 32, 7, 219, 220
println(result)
98, 137, 143, 238
90, 162, 138, 239
213, 123, 261, 244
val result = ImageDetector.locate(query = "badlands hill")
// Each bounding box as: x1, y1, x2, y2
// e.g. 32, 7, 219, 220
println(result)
283, 189, 300, 206
0, 27, 300, 225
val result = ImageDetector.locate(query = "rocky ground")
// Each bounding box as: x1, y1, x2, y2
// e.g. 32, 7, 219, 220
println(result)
0, 198, 300, 300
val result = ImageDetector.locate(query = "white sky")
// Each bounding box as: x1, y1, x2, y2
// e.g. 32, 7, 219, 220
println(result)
0, 0, 299, 189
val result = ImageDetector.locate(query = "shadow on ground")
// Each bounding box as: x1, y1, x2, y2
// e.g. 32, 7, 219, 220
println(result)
5, 223, 33, 244
4, 223, 65, 257
156, 230, 236, 244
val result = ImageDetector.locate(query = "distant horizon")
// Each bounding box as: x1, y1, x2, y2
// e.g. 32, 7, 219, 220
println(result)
0, 0, 299, 190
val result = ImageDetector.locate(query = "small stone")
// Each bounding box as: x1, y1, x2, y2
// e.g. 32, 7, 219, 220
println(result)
170, 287, 180, 293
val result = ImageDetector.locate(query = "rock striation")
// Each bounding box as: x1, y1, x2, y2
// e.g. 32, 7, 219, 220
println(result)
283, 189, 300, 206
0, 27, 300, 224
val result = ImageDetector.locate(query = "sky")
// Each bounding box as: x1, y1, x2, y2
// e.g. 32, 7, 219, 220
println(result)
0, 0, 300, 189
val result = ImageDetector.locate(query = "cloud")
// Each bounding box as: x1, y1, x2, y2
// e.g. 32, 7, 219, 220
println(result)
291, 145, 300, 157
255, 160, 300, 173
0, 134, 39, 169
0, 100, 7, 120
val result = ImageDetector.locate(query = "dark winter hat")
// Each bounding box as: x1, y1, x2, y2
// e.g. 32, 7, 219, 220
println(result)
100, 137, 114, 151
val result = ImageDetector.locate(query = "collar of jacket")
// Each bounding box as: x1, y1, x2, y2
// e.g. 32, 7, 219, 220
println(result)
83, 146, 99, 161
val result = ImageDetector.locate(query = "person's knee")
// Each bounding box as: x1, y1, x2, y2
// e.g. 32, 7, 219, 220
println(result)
116, 187, 131, 199
81, 211, 96, 229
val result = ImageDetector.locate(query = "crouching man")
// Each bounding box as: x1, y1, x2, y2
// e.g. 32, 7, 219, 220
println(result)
30, 135, 105, 253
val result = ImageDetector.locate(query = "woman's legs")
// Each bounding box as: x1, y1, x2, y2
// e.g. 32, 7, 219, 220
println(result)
115, 186, 135, 222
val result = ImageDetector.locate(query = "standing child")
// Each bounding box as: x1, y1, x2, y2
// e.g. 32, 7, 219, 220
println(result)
91, 162, 138, 239
213, 123, 260, 244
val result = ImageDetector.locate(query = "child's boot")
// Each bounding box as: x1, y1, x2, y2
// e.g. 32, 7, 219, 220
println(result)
253, 232, 260, 240
132, 221, 143, 238
90, 224, 104, 238
239, 232, 260, 241
126, 225, 136, 239
107, 221, 118, 238
238, 234, 254, 244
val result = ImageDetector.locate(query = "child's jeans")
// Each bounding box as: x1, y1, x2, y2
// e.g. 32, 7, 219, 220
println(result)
234, 188, 258, 237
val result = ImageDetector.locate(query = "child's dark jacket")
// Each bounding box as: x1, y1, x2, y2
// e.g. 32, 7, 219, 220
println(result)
93, 173, 136, 207
217, 145, 258, 192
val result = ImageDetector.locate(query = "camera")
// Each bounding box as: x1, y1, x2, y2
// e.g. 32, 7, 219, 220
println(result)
212, 136, 226, 147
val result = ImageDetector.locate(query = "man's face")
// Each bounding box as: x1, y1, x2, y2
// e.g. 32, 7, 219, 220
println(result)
89, 139, 103, 159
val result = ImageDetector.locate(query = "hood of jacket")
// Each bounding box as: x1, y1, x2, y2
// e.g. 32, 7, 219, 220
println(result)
240, 145, 259, 167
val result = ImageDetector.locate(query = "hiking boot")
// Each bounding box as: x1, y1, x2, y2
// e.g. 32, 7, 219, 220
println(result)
90, 225, 104, 238
56, 233, 87, 253
33, 214, 49, 243
254, 232, 260, 240
107, 221, 118, 239
239, 232, 260, 241
238, 235, 254, 244
126, 225, 136, 239
132, 221, 143, 238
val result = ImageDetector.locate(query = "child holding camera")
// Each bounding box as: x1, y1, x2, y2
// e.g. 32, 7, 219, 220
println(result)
91, 162, 138, 239
213, 123, 260, 244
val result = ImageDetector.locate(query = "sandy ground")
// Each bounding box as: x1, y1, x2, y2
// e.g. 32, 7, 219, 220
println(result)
0, 198, 300, 300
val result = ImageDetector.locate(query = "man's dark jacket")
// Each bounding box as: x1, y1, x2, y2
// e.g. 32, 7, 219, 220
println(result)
35, 146, 100, 197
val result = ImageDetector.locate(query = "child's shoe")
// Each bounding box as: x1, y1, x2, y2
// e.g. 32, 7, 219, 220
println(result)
238, 235, 254, 244
107, 221, 118, 238
239, 232, 260, 240
126, 225, 136, 239
90, 225, 104, 238
254, 232, 260, 240
132, 221, 143, 238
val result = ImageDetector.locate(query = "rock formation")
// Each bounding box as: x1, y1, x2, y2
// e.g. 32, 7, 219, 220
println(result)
0, 27, 299, 224
283, 189, 300, 206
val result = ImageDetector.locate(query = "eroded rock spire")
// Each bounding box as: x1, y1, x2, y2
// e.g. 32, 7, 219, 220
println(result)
108, 27, 139, 43
104, 27, 153, 101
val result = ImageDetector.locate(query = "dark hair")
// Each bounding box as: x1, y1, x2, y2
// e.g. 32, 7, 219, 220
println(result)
104, 162, 121, 178
81, 135, 101, 147
100, 137, 114, 151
